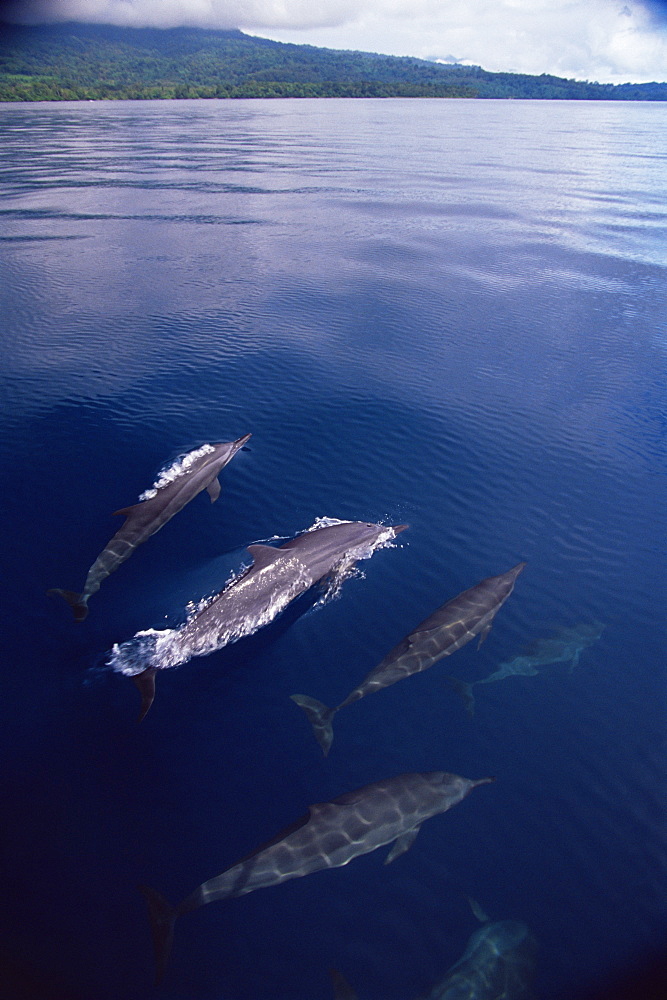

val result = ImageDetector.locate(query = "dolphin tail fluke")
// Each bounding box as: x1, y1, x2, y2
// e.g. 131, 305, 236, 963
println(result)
447, 676, 476, 717
139, 885, 177, 986
133, 667, 157, 722
291, 694, 336, 756
46, 588, 89, 622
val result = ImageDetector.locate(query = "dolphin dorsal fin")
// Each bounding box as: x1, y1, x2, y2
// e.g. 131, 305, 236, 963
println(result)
112, 502, 145, 518
329, 969, 359, 1000
246, 544, 290, 570
467, 896, 491, 923
407, 622, 445, 645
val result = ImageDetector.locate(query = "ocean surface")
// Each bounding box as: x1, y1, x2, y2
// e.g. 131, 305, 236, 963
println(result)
0, 98, 665, 1000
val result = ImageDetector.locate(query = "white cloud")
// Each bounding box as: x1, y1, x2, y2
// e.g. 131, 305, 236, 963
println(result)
4, 0, 360, 29
249, 0, 667, 83
4, 0, 667, 83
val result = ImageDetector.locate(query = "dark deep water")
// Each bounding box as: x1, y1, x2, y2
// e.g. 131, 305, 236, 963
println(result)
0, 98, 665, 1000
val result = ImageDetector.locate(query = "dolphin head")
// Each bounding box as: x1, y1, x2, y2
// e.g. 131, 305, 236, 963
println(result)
477, 920, 533, 955
209, 433, 252, 469
331, 520, 407, 546
281, 520, 407, 585
427, 771, 496, 806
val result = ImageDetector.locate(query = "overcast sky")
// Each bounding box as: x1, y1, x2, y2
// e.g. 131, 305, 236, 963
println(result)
4, 0, 667, 84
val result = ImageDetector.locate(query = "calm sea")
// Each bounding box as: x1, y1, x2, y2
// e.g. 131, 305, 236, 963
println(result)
0, 98, 665, 1000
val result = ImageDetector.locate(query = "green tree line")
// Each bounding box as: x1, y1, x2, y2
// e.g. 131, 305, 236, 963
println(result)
0, 22, 665, 102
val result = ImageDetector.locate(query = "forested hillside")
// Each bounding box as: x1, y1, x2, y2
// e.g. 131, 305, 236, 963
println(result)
1, 21, 665, 101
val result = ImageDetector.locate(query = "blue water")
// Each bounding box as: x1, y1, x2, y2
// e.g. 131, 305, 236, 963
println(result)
0, 98, 665, 1000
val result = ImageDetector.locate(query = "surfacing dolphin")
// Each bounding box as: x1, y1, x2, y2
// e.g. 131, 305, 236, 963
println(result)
140, 770, 494, 984
449, 621, 604, 717
292, 563, 526, 755
109, 519, 407, 720
48, 436, 251, 621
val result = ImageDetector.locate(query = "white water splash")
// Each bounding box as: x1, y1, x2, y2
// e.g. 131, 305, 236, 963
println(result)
179, 554, 313, 659
138, 443, 215, 500
314, 522, 399, 605
107, 518, 401, 677
108, 554, 311, 676
107, 627, 180, 676
303, 515, 352, 531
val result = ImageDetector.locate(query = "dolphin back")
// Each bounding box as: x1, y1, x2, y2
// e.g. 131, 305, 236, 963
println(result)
428, 920, 537, 1000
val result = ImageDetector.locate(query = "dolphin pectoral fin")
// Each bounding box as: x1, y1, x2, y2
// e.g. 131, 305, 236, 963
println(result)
133, 667, 157, 722
447, 676, 475, 718
291, 694, 336, 756
568, 650, 581, 674
477, 623, 492, 649
206, 477, 221, 503
384, 825, 420, 865
46, 588, 89, 622
329, 969, 359, 1000
139, 885, 178, 986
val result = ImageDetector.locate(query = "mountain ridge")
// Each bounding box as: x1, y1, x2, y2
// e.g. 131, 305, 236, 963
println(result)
1, 21, 665, 101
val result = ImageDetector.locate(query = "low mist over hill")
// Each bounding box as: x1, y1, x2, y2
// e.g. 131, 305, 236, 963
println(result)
1, 21, 665, 101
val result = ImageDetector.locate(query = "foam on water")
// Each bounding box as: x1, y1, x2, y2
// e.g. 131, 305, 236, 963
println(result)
310, 520, 401, 604
107, 628, 179, 677
138, 443, 215, 500
303, 515, 353, 531
107, 555, 312, 675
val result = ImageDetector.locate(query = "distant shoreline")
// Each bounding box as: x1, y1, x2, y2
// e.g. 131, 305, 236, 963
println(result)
4, 95, 667, 104
1, 22, 665, 103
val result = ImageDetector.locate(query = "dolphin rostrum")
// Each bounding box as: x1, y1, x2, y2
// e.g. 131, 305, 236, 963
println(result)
48, 436, 251, 621
292, 562, 526, 755
449, 620, 604, 717
109, 519, 407, 719
140, 770, 494, 984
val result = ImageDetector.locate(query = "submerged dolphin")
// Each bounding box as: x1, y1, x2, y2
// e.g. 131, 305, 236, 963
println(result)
423, 919, 537, 999
140, 770, 494, 984
330, 898, 536, 1000
449, 621, 604, 717
110, 519, 406, 719
331, 922, 536, 1000
292, 563, 526, 755
48, 436, 250, 621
